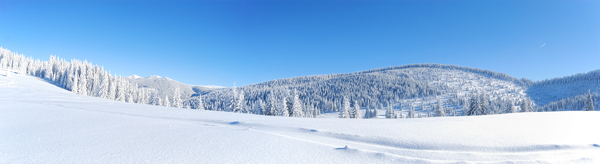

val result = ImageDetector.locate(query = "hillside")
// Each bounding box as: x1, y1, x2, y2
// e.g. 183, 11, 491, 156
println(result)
202, 64, 530, 117
526, 69, 600, 105
2, 71, 599, 163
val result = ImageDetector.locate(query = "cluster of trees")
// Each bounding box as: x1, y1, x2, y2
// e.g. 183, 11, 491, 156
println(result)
0, 48, 197, 109
200, 67, 443, 118
536, 90, 598, 112
527, 69, 600, 105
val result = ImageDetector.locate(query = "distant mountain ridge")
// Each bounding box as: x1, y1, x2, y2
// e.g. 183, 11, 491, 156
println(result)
124, 74, 224, 101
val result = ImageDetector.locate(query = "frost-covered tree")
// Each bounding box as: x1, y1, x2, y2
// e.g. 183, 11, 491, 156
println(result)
466, 93, 481, 116
504, 99, 517, 113
435, 99, 445, 117
385, 104, 395, 119
97, 71, 109, 99
265, 94, 277, 116
407, 103, 416, 118
520, 98, 533, 112
339, 98, 350, 118
364, 106, 372, 118
196, 96, 205, 110
163, 95, 170, 107
280, 98, 289, 117
352, 101, 362, 119
172, 87, 183, 108
479, 91, 490, 115
584, 90, 595, 111
292, 90, 304, 117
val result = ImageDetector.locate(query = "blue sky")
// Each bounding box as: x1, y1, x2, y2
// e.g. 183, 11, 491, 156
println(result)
1, 1, 599, 87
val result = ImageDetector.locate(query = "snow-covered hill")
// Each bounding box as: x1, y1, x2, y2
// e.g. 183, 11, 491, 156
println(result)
201, 64, 530, 117
124, 74, 223, 101
2, 69, 599, 163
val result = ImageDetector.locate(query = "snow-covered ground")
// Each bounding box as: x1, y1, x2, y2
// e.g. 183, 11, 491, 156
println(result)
1, 71, 599, 163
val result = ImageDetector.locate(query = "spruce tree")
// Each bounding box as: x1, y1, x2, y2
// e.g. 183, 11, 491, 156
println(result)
292, 91, 303, 117
385, 104, 395, 119
504, 99, 517, 113
435, 99, 445, 117
364, 106, 372, 118
163, 95, 170, 107
280, 98, 289, 117
408, 104, 415, 118
173, 87, 183, 108
353, 101, 362, 119
339, 98, 350, 118
466, 93, 480, 116
584, 90, 595, 111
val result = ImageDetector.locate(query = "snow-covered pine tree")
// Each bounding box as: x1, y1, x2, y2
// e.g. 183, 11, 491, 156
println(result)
408, 103, 415, 118
280, 98, 289, 117
292, 90, 304, 117
504, 99, 517, 113
115, 77, 126, 102
78, 69, 88, 96
353, 101, 362, 119
97, 71, 109, 99
196, 96, 205, 110
435, 99, 445, 117
385, 104, 395, 119
466, 93, 480, 116
266, 94, 277, 116
339, 97, 350, 118
173, 87, 183, 108
372, 106, 378, 118
520, 98, 533, 112
229, 83, 239, 112
479, 91, 490, 115
163, 95, 170, 107
364, 106, 372, 118
584, 90, 595, 111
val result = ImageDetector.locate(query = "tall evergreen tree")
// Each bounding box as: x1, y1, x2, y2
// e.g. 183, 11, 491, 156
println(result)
435, 99, 445, 117
407, 103, 416, 118
339, 98, 350, 118
280, 98, 289, 117
353, 101, 362, 119
292, 90, 303, 117
504, 99, 517, 113
466, 93, 480, 116
163, 95, 170, 107
584, 90, 595, 111
173, 87, 183, 108
385, 104, 396, 119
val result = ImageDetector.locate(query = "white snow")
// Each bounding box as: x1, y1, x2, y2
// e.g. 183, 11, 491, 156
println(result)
1, 71, 599, 163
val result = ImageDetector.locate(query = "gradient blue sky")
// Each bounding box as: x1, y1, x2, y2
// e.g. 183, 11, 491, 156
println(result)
1, 0, 599, 87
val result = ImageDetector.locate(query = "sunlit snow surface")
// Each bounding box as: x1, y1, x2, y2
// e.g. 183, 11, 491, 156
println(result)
1, 71, 599, 163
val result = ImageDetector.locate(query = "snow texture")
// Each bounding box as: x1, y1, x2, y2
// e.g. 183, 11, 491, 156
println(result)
2, 70, 600, 163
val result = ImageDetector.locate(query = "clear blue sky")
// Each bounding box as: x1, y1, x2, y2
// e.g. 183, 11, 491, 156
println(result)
1, 1, 599, 87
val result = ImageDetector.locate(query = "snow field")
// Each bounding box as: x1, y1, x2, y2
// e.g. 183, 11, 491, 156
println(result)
1, 71, 600, 163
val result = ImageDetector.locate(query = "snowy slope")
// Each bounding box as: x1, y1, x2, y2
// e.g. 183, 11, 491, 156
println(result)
2, 70, 599, 163
203, 64, 529, 116
526, 69, 600, 105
